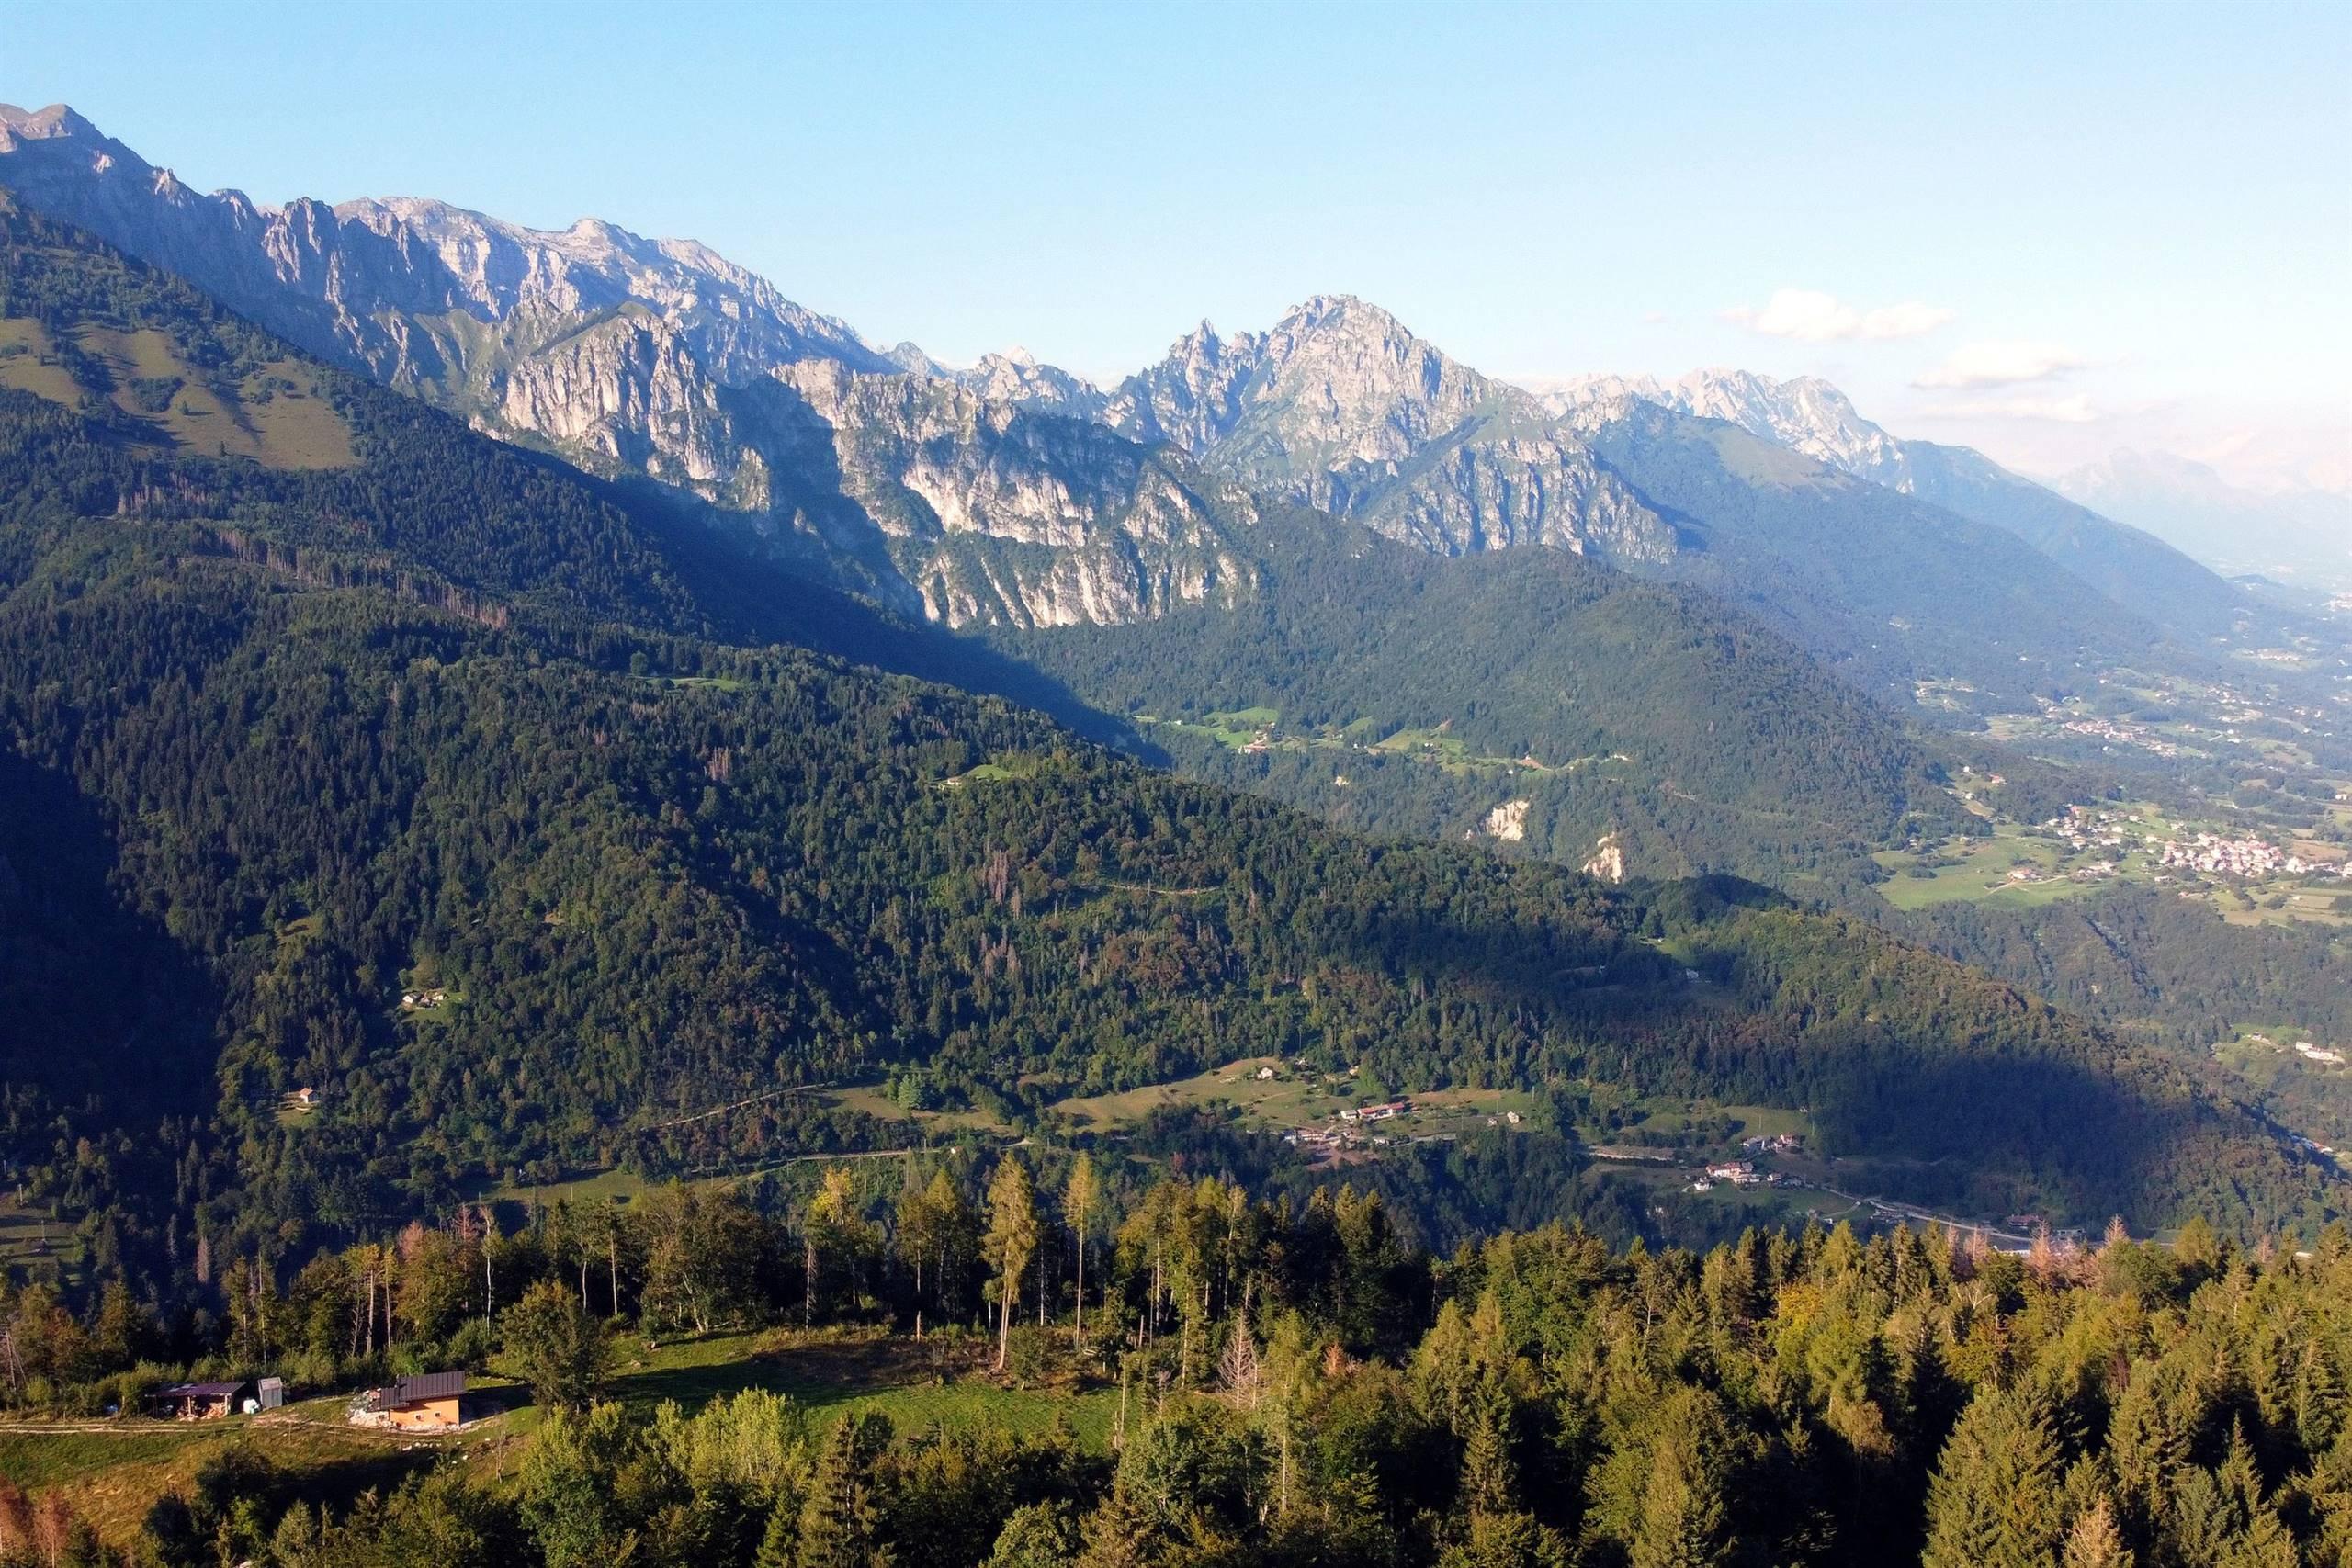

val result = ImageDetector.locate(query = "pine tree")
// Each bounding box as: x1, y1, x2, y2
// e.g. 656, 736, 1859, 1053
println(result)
1462, 1396, 1520, 1517
1629, 1392, 1730, 1568
1075, 1484, 1150, 1568
752, 1503, 796, 1568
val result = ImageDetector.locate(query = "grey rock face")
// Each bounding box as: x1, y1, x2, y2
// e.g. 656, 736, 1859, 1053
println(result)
1544, 367, 1910, 483
760, 362, 1256, 628
952, 348, 1108, 418
0, 102, 1230, 628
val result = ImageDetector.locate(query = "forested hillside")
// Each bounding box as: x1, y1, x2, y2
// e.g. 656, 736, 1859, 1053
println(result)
1571, 404, 2184, 708
994, 513, 1969, 891
0, 198, 2341, 1330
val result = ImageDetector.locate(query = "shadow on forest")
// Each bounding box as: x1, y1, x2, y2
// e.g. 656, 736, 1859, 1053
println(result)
0, 750, 220, 1111
1336, 893, 2191, 1224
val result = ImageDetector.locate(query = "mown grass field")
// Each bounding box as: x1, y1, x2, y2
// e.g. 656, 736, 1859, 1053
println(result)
596, 1330, 1118, 1449
1051, 1056, 1333, 1130
1872, 819, 2139, 911
0, 1415, 440, 1547
1048, 1056, 1547, 1143
0, 1194, 82, 1275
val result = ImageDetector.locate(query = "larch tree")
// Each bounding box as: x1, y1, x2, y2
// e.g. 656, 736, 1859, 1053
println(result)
985, 1153, 1040, 1372
1066, 1154, 1101, 1351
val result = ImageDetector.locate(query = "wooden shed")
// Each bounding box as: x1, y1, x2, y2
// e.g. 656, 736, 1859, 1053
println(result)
150, 1380, 253, 1420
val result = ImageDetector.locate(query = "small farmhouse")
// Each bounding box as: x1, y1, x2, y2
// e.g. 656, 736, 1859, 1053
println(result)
356, 1371, 465, 1430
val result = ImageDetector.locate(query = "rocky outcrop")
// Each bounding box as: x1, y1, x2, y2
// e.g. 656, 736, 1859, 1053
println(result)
0, 102, 1256, 632
954, 349, 1106, 417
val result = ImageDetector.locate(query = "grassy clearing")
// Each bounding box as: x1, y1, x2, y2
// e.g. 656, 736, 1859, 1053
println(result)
234, 361, 357, 468
826, 1085, 1012, 1136
1048, 1057, 1545, 1141
0, 319, 82, 402
1873, 821, 2127, 911
0, 316, 356, 470
0, 1194, 82, 1274
937, 755, 1046, 790
1138, 706, 1580, 778
1051, 1057, 1335, 1131
477, 1167, 650, 1221
2, 1331, 1113, 1548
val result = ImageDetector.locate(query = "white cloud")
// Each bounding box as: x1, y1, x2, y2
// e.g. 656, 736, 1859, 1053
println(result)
1720, 288, 1954, 342
1916, 394, 2101, 423
1914, 340, 2087, 389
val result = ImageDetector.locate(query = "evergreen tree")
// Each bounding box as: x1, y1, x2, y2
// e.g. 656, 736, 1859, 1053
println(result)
797, 1413, 893, 1568
1628, 1391, 1731, 1568
1921, 1388, 2068, 1568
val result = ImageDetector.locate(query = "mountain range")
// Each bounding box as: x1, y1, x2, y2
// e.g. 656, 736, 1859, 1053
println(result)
0, 102, 2275, 700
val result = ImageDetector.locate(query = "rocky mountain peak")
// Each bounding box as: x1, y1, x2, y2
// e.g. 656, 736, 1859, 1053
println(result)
0, 102, 105, 145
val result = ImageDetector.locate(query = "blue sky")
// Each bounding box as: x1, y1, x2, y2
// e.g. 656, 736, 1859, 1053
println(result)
7, 0, 2346, 485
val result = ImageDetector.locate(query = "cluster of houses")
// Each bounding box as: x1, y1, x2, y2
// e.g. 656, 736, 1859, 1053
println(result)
1284, 1099, 1417, 1156
2294, 1040, 2347, 1067
401, 987, 450, 1008
1740, 1133, 1804, 1156
2045, 805, 2135, 852
144, 1370, 468, 1430
1692, 1160, 1785, 1192
2057, 716, 2183, 758
2154, 833, 2349, 881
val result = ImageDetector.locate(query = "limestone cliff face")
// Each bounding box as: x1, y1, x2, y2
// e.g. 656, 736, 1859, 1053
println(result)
760, 363, 1257, 628
495, 310, 747, 491
1357, 426, 1678, 559
0, 106, 1678, 626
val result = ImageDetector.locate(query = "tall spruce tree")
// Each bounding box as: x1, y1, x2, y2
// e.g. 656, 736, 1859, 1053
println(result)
1922, 1388, 2068, 1568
